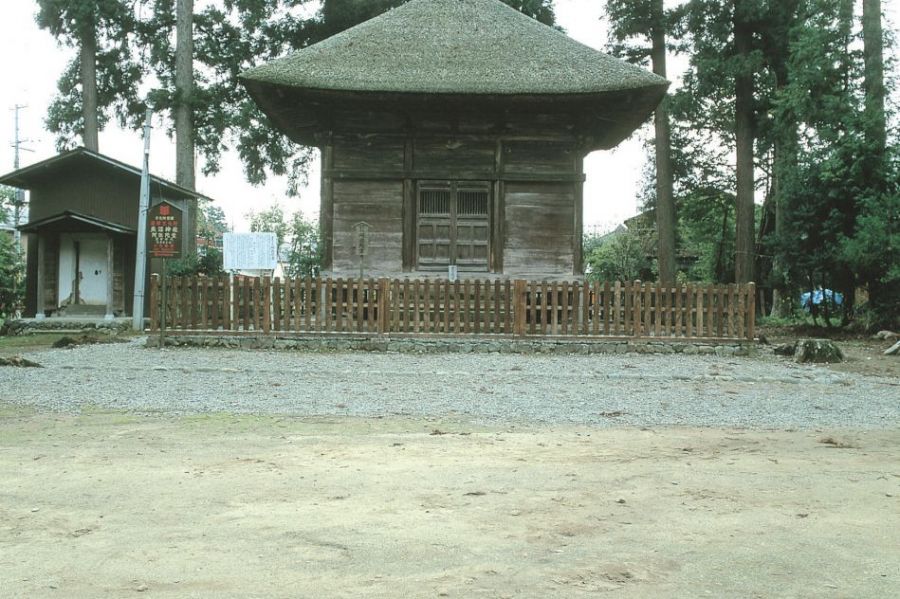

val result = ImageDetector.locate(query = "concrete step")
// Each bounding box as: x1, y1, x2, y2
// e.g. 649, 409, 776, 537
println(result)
60, 305, 108, 317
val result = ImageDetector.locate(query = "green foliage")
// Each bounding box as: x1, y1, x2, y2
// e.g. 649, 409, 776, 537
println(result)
36, 0, 143, 148
198, 247, 225, 276
764, 0, 891, 323
584, 228, 653, 282
0, 236, 24, 320
678, 188, 735, 283
246, 204, 321, 277
0, 186, 15, 206
605, 0, 681, 65
0, 196, 24, 320
615, 0, 896, 326
164, 253, 199, 277
248, 204, 289, 247
40, 0, 556, 194
164, 247, 224, 277
841, 169, 899, 328
285, 211, 321, 278
197, 201, 228, 242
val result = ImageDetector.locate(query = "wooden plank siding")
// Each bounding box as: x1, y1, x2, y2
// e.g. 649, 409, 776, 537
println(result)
503, 182, 576, 276
323, 131, 584, 279
148, 275, 757, 342
331, 180, 405, 274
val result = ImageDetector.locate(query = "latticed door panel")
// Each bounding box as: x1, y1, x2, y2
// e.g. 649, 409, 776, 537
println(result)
417, 181, 490, 271
454, 184, 489, 269
417, 184, 452, 268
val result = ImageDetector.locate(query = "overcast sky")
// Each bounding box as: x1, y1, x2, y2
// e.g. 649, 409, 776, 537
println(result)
0, 0, 896, 233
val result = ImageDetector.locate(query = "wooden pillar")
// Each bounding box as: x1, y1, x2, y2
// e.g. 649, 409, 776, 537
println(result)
35, 235, 46, 320
106, 236, 115, 319
321, 134, 335, 271
402, 134, 416, 272
573, 154, 585, 276
492, 138, 505, 274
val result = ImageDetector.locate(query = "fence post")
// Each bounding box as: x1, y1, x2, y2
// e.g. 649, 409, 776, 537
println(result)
223, 275, 231, 331
378, 278, 389, 334
513, 279, 527, 336
747, 282, 756, 340
148, 274, 159, 332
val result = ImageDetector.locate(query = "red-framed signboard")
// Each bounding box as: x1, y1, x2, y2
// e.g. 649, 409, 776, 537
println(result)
148, 201, 183, 259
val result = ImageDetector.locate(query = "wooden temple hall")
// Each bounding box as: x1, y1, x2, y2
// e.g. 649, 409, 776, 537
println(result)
241, 0, 668, 279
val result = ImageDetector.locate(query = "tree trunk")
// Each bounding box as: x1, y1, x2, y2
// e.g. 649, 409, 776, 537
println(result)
651, 0, 677, 286
733, 6, 755, 284
175, 0, 197, 251
175, 0, 194, 189
862, 0, 886, 177
767, 0, 801, 317
79, 24, 99, 152
715, 200, 730, 283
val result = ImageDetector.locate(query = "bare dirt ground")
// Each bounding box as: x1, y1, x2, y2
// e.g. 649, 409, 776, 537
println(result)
2, 406, 898, 598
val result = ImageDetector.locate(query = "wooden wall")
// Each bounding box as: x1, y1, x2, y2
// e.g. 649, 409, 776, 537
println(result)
332, 180, 404, 274
324, 127, 585, 279
27, 160, 196, 256
503, 182, 576, 276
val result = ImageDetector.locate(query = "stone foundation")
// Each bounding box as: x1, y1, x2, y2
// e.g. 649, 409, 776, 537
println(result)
146, 334, 756, 357
2, 318, 135, 337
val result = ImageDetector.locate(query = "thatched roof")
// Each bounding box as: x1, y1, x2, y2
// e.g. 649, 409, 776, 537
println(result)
240, 0, 669, 149
241, 0, 667, 96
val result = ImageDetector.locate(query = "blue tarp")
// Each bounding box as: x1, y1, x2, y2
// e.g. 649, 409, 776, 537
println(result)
800, 289, 844, 311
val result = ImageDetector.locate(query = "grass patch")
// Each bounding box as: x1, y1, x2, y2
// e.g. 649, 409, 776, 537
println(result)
0, 334, 72, 356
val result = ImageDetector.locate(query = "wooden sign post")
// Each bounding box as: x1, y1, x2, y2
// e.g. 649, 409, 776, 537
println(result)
354, 221, 370, 280
147, 201, 183, 346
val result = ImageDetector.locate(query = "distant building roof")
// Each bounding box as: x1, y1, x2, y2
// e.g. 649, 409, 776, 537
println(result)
0, 147, 213, 202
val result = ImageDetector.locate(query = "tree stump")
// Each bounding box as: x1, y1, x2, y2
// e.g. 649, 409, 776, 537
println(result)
794, 339, 844, 363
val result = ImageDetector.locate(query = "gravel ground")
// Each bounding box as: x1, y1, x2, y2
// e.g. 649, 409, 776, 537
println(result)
1, 338, 897, 429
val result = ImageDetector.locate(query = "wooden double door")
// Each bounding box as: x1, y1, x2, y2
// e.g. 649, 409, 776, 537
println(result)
416, 180, 490, 272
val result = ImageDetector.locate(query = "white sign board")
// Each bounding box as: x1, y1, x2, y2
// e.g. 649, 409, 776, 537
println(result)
223, 233, 278, 271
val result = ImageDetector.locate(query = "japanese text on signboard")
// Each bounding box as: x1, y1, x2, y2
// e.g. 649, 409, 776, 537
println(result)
148, 202, 183, 259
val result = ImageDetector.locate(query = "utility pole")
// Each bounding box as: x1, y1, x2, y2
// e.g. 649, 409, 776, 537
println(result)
10, 105, 32, 249
132, 109, 153, 331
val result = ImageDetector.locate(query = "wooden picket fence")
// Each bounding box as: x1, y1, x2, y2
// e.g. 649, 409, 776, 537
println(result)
149, 275, 756, 341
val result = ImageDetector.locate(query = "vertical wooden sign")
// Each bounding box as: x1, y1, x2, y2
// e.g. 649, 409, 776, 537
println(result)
148, 201, 184, 260
147, 201, 183, 345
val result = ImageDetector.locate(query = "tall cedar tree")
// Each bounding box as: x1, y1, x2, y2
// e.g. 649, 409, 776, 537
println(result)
855, 0, 897, 324
732, 2, 757, 284
89, 0, 554, 196
175, 0, 194, 190
605, 0, 677, 285
36, 0, 142, 151
759, 0, 802, 316
772, 0, 865, 324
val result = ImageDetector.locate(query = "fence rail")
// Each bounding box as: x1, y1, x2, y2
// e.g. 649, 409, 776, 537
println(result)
149, 275, 756, 341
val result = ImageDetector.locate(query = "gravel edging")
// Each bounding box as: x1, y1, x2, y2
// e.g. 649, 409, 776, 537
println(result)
1, 338, 897, 430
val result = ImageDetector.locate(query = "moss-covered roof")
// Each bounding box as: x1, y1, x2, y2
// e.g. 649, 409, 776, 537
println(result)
240, 0, 667, 96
